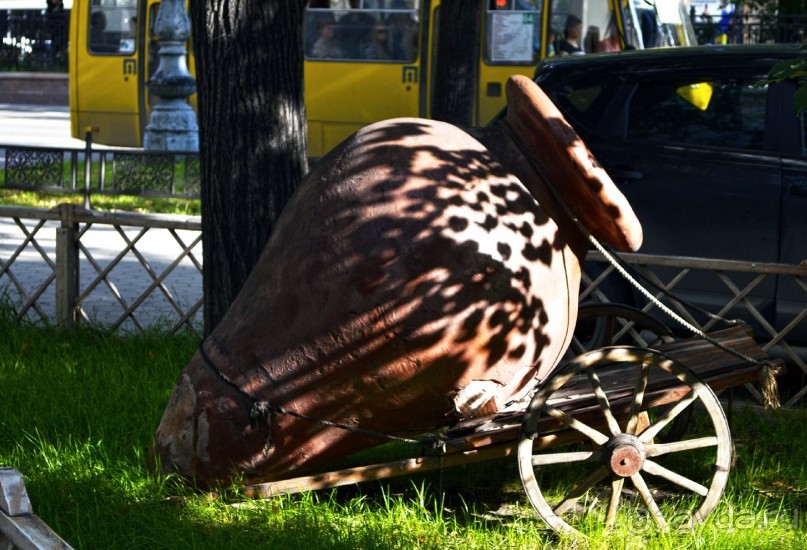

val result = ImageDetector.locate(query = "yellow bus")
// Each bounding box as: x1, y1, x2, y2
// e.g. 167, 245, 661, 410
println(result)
69, 0, 696, 157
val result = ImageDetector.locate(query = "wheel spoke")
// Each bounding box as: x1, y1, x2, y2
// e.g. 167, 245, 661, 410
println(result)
587, 370, 622, 436
639, 391, 698, 443
645, 437, 718, 458
532, 450, 602, 466
642, 460, 709, 496
543, 405, 610, 446
602, 315, 616, 343
630, 472, 668, 530
553, 466, 610, 516
626, 362, 650, 435
605, 477, 624, 527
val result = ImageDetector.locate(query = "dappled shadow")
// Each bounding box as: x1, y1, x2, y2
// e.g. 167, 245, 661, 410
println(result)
155, 113, 636, 487
500, 75, 642, 253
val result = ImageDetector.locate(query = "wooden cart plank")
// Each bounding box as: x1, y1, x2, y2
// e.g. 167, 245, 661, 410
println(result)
239, 326, 782, 498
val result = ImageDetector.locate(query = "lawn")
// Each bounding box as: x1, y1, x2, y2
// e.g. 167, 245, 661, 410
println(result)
1, 306, 805, 549
0, 188, 201, 216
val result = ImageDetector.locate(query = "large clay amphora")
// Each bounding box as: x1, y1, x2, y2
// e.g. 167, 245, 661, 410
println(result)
154, 76, 642, 487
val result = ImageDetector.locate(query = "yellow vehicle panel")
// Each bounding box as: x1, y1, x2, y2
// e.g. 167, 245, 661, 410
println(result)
305, 60, 421, 158
69, 0, 696, 156
477, 63, 535, 125
70, 0, 142, 146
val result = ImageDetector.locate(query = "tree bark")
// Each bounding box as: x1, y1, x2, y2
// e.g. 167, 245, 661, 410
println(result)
189, 0, 309, 334
431, 0, 483, 126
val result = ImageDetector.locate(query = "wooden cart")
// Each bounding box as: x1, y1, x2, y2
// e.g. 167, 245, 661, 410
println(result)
239, 307, 784, 536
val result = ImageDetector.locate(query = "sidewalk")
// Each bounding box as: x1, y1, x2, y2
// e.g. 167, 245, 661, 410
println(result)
0, 106, 203, 331
0, 103, 85, 163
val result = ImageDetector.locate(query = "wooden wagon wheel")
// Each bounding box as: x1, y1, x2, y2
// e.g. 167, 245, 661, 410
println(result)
570, 304, 699, 443
518, 346, 732, 536
570, 303, 675, 356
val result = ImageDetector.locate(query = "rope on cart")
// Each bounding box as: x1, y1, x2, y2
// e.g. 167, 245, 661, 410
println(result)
197, 343, 446, 451
500, 119, 783, 406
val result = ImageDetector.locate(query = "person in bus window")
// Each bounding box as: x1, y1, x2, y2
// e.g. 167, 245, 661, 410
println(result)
386, 0, 417, 61
639, 9, 659, 47
119, 13, 136, 54
363, 21, 392, 60
339, 0, 375, 59
305, 0, 332, 54
311, 17, 344, 58
559, 14, 584, 55
596, 16, 621, 53
89, 10, 117, 53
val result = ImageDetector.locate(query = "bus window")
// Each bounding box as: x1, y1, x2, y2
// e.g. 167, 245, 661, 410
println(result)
484, 0, 542, 65
304, 0, 420, 62
88, 0, 138, 55
651, 0, 697, 46
549, 0, 621, 55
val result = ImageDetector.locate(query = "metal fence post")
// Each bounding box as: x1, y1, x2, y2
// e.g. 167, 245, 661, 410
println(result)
83, 130, 93, 209
55, 204, 78, 328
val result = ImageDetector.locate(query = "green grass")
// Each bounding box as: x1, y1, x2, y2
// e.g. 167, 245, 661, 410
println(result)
1, 155, 201, 215
1, 306, 806, 549
0, 188, 200, 215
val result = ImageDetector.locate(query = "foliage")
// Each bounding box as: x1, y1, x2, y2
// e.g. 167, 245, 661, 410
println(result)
0, 189, 201, 215
769, 43, 807, 112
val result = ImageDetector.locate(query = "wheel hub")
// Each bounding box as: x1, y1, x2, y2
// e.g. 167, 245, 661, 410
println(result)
604, 433, 646, 477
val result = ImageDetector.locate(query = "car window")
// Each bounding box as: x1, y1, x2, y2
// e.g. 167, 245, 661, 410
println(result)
551, 76, 621, 134
627, 79, 767, 150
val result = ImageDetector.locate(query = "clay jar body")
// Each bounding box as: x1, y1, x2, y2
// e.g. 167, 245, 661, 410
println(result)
154, 78, 642, 487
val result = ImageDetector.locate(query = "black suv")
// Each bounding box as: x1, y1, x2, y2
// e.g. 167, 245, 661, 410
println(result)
531, 45, 807, 341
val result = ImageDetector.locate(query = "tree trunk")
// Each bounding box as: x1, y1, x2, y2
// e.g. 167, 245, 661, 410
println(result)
431, 0, 483, 126
189, 0, 309, 334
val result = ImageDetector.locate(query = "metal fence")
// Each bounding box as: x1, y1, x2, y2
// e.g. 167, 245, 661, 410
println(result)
1, 201, 805, 406
3, 140, 200, 206
1, 8, 69, 72
0, 203, 203, 335
692, 13, 807, 45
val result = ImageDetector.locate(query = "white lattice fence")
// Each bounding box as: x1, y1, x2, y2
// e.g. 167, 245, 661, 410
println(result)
2, 204, 806, 405
0, 204, 202, 334
581, 250, 807, 407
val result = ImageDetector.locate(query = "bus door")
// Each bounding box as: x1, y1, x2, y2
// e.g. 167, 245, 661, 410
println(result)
304, 0, 426, 159
477, 0, 546, 126
478, 0, 626, 126
70, 0, 141, 147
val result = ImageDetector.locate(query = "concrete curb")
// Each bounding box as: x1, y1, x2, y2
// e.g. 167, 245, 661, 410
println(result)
0, 73, 68, 106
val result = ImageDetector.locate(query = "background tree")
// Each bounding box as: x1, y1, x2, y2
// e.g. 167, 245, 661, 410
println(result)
431, 0, 483, 126
189, 0, 309, 334
189, 0, 487, 334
